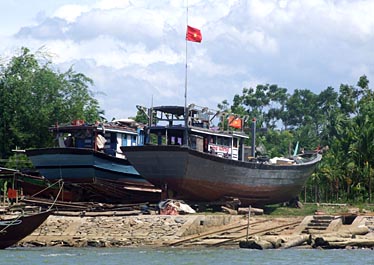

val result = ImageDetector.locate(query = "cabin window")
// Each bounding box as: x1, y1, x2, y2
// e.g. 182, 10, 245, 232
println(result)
121, 135, 127, 147
157, 132, 162, 145
75, 137, 86, 148
190, 136, 195, 149
122, 134, 132, 146
131, 135, 137, 146
108, 133, 116, 150
196, 136, 204, 152
217, 137, 230, 147
138, 130, 144, 146
203, 138, 208, 152
233, 138, 238, 148
170, 136, 181, 145
189, 135, 203, 151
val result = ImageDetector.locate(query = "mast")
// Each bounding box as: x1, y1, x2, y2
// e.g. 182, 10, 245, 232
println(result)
183, 0, 189, 146
251, 118, 256, 158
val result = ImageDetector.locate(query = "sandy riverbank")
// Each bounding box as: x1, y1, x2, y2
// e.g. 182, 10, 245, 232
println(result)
18, 209, 374, 249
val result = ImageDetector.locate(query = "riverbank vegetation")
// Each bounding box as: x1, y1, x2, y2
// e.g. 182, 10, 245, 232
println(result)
264, 203, 374, 217
217, 76, 374, 205
1, 48, 374, 206
0, 47, 103, 158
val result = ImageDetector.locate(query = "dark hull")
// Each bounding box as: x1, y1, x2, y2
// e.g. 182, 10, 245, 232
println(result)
0, 211, 51, 249
26, 148, 148, 185
121, 145, 322, 207
25, 148, 161, 203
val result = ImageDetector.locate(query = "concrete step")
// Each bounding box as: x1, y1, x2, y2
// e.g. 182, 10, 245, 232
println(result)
313, 215, 334, 221
301, 215, 334, 234
310, 220, 331, 225
307, 223, 329, 228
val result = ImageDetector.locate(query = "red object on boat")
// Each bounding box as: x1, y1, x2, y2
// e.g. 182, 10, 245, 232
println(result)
71, 120, 85, 126
7, 188, 17, 199
228, 115, 242, 129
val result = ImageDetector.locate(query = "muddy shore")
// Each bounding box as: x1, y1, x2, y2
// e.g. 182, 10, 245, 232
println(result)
19, 210, 374, 249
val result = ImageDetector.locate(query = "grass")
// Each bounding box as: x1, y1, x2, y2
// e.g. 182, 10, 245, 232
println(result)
264, 202, 374, 217
191, 201, 374, 217
264, 204, 318, 216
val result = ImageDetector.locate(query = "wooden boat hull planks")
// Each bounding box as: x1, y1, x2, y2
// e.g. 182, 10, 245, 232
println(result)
122, 145, 322, 207
0, 211, 52, 249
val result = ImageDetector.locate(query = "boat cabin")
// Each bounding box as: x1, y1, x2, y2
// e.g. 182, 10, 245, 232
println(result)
51, 120, 145, 158
144, 105, 249, 161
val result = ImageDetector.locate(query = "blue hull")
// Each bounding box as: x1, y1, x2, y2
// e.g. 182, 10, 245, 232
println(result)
26, 148, 148, 185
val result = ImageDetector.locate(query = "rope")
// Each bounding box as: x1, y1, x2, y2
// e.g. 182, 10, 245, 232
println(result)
0, 176, 62, 234
21, 177, 64, 211
0, 209, 24, 234
47, 181, 64, 211
31, 179, 63, 198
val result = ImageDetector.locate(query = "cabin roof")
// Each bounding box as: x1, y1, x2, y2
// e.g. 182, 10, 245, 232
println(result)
153, 106, 185, 116
50, 122, 139, 135
190, 127, 249, 139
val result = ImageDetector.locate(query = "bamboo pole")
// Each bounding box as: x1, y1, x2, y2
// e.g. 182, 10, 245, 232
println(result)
246, 205, 251, 242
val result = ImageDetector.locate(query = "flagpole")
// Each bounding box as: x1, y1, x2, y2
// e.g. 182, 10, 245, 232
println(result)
184, 0, 189, 146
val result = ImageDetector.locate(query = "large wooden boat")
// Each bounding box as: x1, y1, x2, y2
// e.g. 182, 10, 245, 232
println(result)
26, 147, 147, 186
26, 120, 161, 203
121, 105, 322, 207
0, 210, 51, 249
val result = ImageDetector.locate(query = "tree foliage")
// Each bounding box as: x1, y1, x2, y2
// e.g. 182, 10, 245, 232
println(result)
0, 47, 102, 159
220, 75, 374, 203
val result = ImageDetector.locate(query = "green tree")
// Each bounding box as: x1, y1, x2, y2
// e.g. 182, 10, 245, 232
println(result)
349, 77, 374, 202
0, 47, 102, 158
266, 85, 289, 129
219, 76, 374, 204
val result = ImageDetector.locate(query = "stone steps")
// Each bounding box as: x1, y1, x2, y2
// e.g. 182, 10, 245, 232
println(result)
302, 215, 334, 234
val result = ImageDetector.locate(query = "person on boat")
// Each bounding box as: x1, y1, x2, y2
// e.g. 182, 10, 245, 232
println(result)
64, 134, 74, 147
96, 134, 106, 150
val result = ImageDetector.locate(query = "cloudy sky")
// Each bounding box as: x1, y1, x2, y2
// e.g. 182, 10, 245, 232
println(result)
1, 0, 373, 120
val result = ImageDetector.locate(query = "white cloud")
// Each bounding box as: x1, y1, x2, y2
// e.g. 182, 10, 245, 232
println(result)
45, 37, 183, 69
52, 0, 131, 23
94, 0, 130, 10
1, 0, 374, 120
53, 4, 90, 23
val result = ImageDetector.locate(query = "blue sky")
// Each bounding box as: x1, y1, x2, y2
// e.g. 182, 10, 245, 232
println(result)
1, 0, 373, 120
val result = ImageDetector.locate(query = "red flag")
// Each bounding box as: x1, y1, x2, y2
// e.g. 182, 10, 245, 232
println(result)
186, 25, 202, 43
228, 115, 242, 129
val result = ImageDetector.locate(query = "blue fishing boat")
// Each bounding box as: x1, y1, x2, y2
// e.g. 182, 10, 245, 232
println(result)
26, 120, 161, 203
